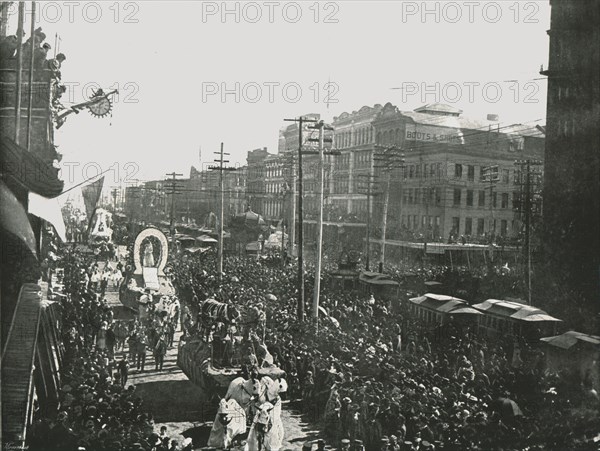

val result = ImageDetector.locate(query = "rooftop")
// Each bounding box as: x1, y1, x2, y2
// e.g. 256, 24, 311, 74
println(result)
540, 331, 600, 350
472, 299, 562, 322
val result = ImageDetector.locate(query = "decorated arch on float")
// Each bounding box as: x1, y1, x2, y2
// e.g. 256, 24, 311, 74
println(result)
133, 227, 169, 276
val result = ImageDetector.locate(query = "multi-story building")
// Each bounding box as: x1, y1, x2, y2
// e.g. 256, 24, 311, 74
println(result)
329, 105, 382, 221
276, 103, 545, 257
541, 0, 600, 299
246, 147, 270, 216
373, 102, 545, 242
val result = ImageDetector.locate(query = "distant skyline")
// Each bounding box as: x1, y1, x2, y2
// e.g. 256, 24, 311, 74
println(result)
5, 1, 551, 188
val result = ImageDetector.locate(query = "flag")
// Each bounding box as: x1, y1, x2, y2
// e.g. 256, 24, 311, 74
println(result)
81, 176, 105, 223
28, 192, 67, 242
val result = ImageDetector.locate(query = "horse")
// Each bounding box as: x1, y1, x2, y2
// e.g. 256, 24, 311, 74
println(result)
200, 299, 240, 340
201, 299, 241, 324
113, 321, 131, 351
207, 398, 247, 449
225, 376, 262, 418
245, 400, 284, 451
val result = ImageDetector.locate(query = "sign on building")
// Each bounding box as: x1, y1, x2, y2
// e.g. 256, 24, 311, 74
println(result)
405, 125, 464, 146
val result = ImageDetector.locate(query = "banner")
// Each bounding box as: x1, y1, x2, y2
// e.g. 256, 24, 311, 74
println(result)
28, 192, 67, 242
81, 176, 105, 223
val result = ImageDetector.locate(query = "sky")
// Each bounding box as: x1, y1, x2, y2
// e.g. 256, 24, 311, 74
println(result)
5, 1, 551, 191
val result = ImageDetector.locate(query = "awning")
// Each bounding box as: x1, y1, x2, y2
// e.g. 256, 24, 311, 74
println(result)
0, 180, 37, 256
0, 136, 64, 198
185, 246, 210, 254
197, 235, 218, 243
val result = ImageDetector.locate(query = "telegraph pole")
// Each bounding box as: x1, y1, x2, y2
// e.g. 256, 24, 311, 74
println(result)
358, 173, 379, 271
284, 116, 318, 321
374, 146, 405, 271
209, 143, 236, 280
165, 172, 183, 246
515, 159, 542, 305
307, 120, 335, 327
482, 165, 499, 238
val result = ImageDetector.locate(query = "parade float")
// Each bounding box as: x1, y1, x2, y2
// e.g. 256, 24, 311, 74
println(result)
178, 301, 286, 398
119, 227, 175, 310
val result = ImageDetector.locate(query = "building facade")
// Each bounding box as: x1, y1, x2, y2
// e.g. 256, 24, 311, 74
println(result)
275, 103, 545, 248
541, 0, 600, 299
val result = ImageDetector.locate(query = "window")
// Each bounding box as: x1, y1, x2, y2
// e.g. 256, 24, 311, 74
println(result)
453, 188, 462, 206
409, 166, 415, 178
452, 217, 460, 233
502, 169, 510, 184
477, 218, 485, 235
455, 164, 463, 179
478, 190, 485, 207
435, 188, 441, 205
466, 190, 474, 207
467, 165, 475, 181
492, 192, 497, 208
501, 193, 509, 209
501, 219, 508, 236
423, 164, 428, 179
465, 218, 473, 236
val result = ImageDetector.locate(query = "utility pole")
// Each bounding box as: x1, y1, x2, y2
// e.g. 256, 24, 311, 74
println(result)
515, 159, 542, 305
482, 165, 499, 270
482, 165, 499, 238
307, 120, 335, 327
284, 116, 318, 321
358, 173, 379, 271
165, 172, 183, 247
374, 146, 405, 272
209, 143, 236, 280
288, 153, 297, 261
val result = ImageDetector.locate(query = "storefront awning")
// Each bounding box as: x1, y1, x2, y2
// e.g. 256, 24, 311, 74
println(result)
0, 180, 37, 256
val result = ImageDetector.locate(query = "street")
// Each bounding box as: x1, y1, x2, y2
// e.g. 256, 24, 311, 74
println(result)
101, 259, 322, 450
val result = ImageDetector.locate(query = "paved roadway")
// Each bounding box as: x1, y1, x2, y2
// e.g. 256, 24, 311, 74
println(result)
100, 256, 323, 450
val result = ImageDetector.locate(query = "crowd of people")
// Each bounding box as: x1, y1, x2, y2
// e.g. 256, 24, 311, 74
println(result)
26, 233, 600, 451
28, 247, 183, 451
170, 251, 600, 451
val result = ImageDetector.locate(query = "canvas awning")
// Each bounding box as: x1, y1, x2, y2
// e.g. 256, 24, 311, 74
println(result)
185, 246, 210, 254
0, 180, 37, 256
197, 235, 218, 243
